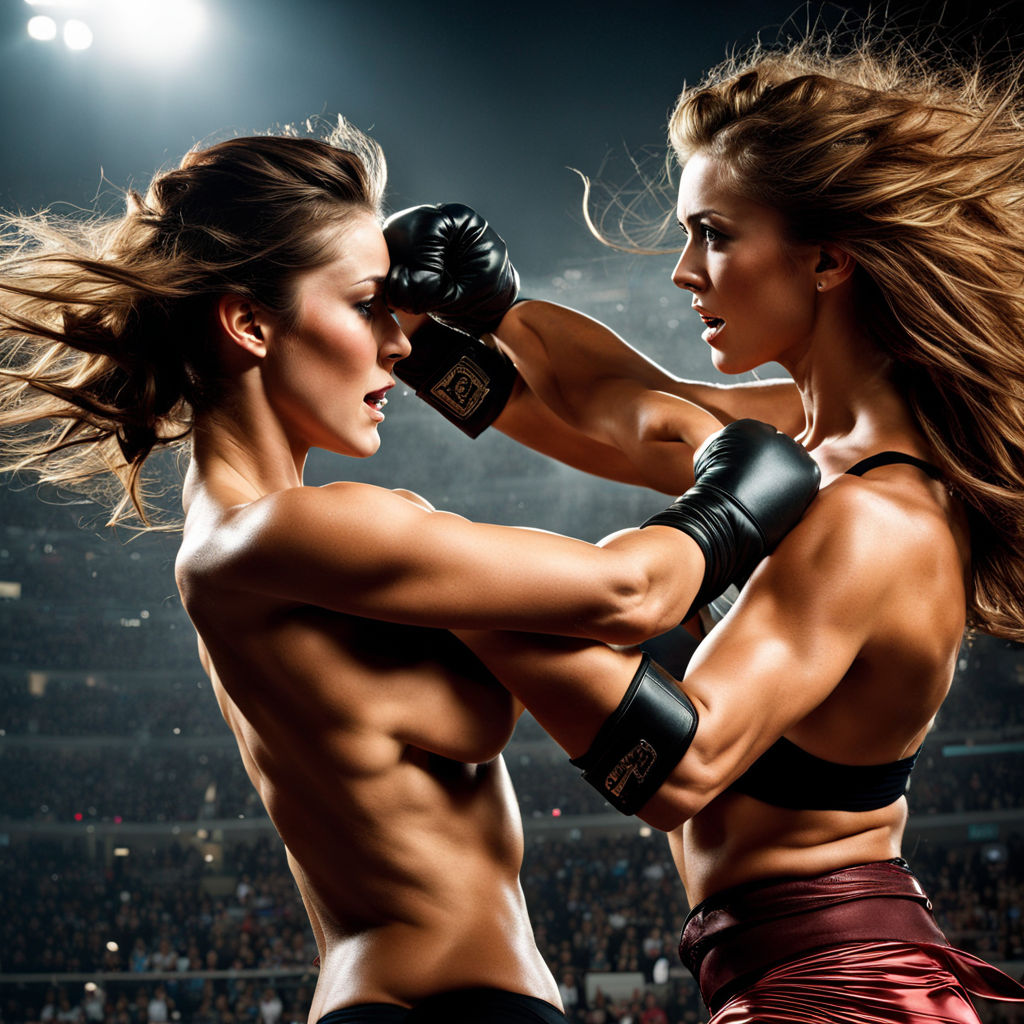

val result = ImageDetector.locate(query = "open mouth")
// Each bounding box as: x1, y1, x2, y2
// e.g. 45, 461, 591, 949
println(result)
364, 388, 390, 415
696, 311, 726, 341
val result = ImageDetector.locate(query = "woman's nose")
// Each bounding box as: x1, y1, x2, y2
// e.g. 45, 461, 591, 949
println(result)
671, 249, 705, 293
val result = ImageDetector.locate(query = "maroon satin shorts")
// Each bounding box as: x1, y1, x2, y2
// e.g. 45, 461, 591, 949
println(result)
679, 860, 1024, 1022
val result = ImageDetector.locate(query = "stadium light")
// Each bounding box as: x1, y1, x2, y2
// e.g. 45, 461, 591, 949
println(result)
109, 0, 207, 59
27, 15, 57, 40
23, 0, 207, 61
63, 18, 93, 49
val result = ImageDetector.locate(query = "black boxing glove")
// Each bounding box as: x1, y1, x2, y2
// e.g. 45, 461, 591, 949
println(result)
384, 203, 521, 437
384, 202, 520, 336
642, 419, 820, 617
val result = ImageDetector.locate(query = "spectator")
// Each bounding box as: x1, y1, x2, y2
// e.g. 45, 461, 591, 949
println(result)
259, 987, 284, 1024
640, 992, 668, 1024
81, 982, 106, 1023
146, 984, 171, 1024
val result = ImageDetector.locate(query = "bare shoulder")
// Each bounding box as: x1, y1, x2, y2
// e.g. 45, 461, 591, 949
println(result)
679, 463, 964, 758
760, 465, 965, 635
177, 482, 431, 598
822, 466, 961, 571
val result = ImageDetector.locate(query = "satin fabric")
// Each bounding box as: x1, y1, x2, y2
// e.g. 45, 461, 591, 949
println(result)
679, 861, 1024, 1023
712, 941, 986, 1022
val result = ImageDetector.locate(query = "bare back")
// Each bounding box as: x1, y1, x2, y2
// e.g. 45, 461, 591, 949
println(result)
176, 491, 558, 1020
667, 454, 970, 906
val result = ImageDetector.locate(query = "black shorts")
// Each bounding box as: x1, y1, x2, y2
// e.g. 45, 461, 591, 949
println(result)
318, 988, 568, 1024
318, 1006, 408, 1024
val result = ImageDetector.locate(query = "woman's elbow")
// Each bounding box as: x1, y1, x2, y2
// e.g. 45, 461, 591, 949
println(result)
598, 582, 689, 647
637, 746, 722, 832
637, 782, 707, 832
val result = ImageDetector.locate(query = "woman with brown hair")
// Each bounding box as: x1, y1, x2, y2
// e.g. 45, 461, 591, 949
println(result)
0, 123, 817, 1022
385, 28, 1024, 1023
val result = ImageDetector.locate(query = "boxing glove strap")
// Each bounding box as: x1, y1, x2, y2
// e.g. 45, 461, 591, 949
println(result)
571, 654, 698, 816
396, 318, 518, 438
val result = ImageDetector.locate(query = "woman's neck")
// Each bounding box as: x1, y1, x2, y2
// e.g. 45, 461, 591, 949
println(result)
183, 398, 309, 515
785, 296, 917, 459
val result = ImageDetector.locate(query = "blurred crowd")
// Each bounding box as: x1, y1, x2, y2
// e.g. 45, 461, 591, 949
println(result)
3, 830, 1024, 1022
3, 484, 1024, 1023
2, 733, 1023, 824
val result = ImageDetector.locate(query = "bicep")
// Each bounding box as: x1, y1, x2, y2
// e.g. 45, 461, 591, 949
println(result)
494, 302, 697, 478
495, 301, 802, 477
494, 381, 652, 487
668, 494, 890, 801
501, 299, 803, 436
662, 378, 805, 436
227, 484, 697, 641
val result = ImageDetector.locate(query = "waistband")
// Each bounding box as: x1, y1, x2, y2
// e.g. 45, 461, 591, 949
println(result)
318, 1005, 408, 1024
318, 989, 568, 1024
409, 988, 568, 1022
679, 860, 947, 1011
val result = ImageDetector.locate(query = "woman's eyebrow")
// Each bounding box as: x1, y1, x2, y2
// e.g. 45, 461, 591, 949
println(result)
678, 208, 724, 226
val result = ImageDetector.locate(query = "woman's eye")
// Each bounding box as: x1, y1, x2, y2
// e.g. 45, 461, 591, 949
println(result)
355, 299, 375, 319
679, 223, 726, 245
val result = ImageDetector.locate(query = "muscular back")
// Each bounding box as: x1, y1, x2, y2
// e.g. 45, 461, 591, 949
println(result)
176, 502, 558, 1018
667, 458, 970, 905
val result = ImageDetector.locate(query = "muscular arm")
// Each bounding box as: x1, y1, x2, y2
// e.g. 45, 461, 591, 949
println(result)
386, 206, 801, 491
187, 413, 815, 653
455, 477, 948, 831
204, 481, 704, 646
489, 300, 806, 493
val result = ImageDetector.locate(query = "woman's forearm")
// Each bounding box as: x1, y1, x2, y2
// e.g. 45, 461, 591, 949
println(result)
493, 301, 718, 491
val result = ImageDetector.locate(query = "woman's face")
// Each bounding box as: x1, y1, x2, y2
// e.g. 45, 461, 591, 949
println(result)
262, 212, 410, 458
672, 152, 820, 374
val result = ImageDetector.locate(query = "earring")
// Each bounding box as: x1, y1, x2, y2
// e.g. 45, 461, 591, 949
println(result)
816, 280, 824, 291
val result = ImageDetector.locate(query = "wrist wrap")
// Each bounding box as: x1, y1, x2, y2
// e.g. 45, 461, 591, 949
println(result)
397, 317, 518, 438
570, 654, 698, 816
642, 482, 757, 621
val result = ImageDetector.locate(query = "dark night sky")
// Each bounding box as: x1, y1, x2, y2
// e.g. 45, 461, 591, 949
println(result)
1, 0, 1022, 276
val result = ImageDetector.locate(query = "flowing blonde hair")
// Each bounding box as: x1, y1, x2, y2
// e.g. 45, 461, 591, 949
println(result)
663, 32, 1024, 639
0, 120, 386, 526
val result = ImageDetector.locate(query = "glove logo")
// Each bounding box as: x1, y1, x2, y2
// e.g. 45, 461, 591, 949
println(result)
429, 355, 490, 419
605, 739, 657, 798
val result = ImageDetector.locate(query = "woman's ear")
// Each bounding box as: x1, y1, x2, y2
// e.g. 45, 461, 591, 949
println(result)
814, 244, 856, 291
216, 294, 268, 358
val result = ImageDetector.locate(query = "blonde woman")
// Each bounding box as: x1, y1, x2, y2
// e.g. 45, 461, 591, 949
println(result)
386, 31, 1024, 1024
0, 126, 818, 1022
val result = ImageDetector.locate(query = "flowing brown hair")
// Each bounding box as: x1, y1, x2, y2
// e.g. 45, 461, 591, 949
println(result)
0, 120, 386, 526
659, 32, 1024, 639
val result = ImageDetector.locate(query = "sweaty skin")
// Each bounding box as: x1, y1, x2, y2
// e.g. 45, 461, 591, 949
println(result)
663, 452, 969, 906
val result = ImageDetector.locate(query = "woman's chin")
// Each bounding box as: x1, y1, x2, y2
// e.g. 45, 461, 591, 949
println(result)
325, 429, 382, 461
709, 347, 769, 377
353, 432, 382, 459
709, 350, 747, 376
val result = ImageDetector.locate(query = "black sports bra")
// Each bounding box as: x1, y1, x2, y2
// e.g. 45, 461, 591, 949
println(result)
723, 451, 941, 812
